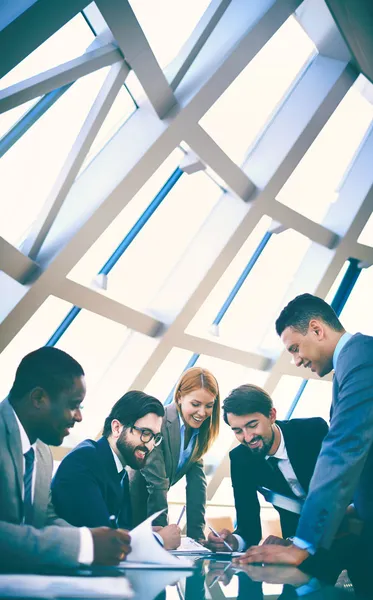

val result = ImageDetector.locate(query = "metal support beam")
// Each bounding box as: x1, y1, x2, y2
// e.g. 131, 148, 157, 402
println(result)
0, 44, 123, 114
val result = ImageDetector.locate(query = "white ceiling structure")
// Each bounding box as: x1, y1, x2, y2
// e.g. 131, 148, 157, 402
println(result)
1, 0, 373, 502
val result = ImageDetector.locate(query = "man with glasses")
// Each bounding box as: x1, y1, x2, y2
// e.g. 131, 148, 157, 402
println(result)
52, 390, 181, 549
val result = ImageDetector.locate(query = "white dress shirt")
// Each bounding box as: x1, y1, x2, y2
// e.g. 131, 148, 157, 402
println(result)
266, 426, 306, 499
11, 407, 93, 565
234, 427, 305, 551
110, 446, 164, 545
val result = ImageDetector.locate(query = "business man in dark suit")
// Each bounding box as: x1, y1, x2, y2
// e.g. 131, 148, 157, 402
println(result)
238, 294, 373, 593
0, 347, 130, 570
207, 384, 328, 551
52, 391, 181, 549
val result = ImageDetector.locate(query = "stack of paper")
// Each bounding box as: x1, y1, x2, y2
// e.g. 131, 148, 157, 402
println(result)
177, 537, 210, 553
121, 511, 194, 569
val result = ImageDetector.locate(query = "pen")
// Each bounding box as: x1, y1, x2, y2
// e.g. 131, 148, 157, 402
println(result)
109, 514, 118, 529
208, 525, 233, 551
176, 504, 186, 526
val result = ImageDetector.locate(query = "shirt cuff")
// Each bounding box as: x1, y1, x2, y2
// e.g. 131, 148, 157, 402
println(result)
233, 534, 246, 552
295, 578, 322, 596
292, 537, 315, 555
78, 527, 94, 564
153, 532, 164, 546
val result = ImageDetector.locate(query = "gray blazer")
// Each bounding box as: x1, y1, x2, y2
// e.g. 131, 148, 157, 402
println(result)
0, 399, 81, 568
295, 333, 373, 549
129, 403, 207, 539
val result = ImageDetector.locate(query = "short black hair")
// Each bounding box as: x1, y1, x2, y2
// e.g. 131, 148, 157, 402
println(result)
8, 347, 84, 403
275, 293, 344, 336
103, 390, 164, 437
223, 384, 273, 424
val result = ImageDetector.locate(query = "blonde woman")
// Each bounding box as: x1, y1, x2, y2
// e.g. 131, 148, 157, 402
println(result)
129, 367, 220, 540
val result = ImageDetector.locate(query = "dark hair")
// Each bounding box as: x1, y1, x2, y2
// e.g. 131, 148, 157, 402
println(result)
275, 293, 344, 336
103, 390, 165, 437
223, 384, 273, 423
8, 347, 84, 403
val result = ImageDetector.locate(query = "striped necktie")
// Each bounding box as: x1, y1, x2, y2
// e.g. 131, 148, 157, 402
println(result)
23, 447, 35, 524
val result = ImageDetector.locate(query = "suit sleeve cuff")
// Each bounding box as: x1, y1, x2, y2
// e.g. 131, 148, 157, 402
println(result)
292, 537, 315, 555
233, 534, 246, 552
78, 527, 94, 564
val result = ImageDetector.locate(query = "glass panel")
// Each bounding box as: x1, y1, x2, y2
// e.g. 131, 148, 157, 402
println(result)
339, 265, 373, 335
325, 260, 350, 304
144, 347, 193, 402
71, 165, 222, 312
0, 15, 94, 137
272, 376, 332, 422
128, 0, 212, 69
55, 310, 159, 447
291, 379, 333, 422
0, 296, 73, 402
358, 211, 373, 246
0, 66, 111, 246
188, 224, 312, 355
69, 149, 184, 286
0, 99, 40, 140
0, 15, 94, 89
277, 78, 373, 223
199, 16, 316, 166
78, 86, 136, 175
271, 375, 304, 420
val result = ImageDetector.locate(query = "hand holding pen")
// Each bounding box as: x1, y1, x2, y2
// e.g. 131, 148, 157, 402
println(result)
207, 526, 237, 552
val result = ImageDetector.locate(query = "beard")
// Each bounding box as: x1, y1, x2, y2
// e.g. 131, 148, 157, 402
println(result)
244, 427, 275, 458
116, 429, 150, 470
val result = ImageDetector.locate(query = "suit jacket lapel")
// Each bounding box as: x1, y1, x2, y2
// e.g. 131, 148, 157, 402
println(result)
165, 404, 181, 483
3, 399, 23, 505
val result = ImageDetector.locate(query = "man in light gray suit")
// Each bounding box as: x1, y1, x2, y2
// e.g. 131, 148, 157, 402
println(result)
237, 294, 372, 584
0, 347, 131, 570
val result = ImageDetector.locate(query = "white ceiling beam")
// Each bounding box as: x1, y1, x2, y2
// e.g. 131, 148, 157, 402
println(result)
355, 243, 373, 266
185, 125, 256, 202
0, 237, 39, 284
21, 60, 130, 260
295, 0, 351, 62
95, 0, 177, 118
56, 278, 163, 337
166, 0, 233, 91
0, 0, 90, 80
0, 44, 123, 114
269, 200, 339, 249
180, 333, 273, 371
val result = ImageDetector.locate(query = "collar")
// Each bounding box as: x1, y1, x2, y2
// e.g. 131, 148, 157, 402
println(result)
333, 332, 352, 371
11, 406, 36, 455
178, 412, 199, 438
266, 425, 286, 460
110, 447, 124, 473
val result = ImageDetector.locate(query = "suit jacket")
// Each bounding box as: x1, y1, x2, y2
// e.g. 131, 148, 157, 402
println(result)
230, 417, 328, 547
129, 403, 206, 539
52, 436, 132, 529
0, 399, 81, 569
295, 333, 373, 549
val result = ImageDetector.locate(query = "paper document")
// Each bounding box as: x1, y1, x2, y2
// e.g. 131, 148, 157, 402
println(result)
176, 537, 210, 553
123, 510, 194, 569
0, 574, 133, 598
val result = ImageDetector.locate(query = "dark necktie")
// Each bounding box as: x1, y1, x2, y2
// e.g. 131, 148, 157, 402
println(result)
117, 469, 132, 529
23, 447, 35, 525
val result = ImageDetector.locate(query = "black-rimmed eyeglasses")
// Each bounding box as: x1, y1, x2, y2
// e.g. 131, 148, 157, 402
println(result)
131, 425, 163, 447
